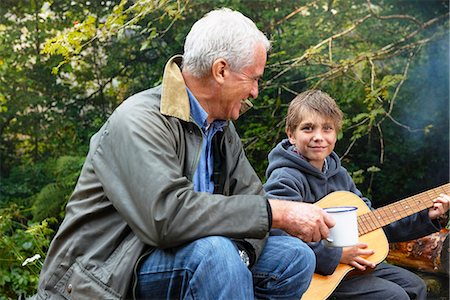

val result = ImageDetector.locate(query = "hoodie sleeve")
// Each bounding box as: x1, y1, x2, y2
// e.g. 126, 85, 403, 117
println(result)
264, 168, 306, 201
383, 210, 441, 242
308, 242, 343, 275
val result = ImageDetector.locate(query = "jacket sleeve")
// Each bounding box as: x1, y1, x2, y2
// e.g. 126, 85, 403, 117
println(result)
90, 95, 269, 249
223, 122, 270, 265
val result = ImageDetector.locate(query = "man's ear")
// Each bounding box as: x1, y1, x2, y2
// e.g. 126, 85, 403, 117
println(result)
211, 58, 228, 84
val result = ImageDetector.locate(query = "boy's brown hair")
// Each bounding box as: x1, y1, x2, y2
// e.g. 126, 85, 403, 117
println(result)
285, 89, 343, 133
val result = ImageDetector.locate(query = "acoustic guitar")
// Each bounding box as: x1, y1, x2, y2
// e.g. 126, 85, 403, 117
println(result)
301, 183, 450, 300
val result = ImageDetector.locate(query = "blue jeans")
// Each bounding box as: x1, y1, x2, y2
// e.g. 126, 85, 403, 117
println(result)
135, 235, 315, 299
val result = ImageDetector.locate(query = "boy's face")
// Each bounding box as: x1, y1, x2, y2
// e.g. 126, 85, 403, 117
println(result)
287, 112, 337, 170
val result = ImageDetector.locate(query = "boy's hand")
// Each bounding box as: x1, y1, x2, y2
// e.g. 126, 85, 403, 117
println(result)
340, 243, 375, 271
428, 193, 450, 220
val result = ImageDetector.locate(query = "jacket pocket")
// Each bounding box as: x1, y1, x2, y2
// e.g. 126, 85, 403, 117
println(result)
54, 260, 121, 299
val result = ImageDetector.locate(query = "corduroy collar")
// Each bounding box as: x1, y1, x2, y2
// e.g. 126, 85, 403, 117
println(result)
160, 55, 190, 121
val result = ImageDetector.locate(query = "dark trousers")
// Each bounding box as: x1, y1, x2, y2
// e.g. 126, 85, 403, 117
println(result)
331, 262, 427, 300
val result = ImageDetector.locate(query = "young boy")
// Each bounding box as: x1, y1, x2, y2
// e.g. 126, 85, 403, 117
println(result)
264, 89, 449, 299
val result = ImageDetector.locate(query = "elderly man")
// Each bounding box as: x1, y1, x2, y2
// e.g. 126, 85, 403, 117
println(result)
35, 8, 334, 299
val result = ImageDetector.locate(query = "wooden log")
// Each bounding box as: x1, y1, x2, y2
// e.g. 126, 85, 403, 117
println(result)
386, 229, 449, 275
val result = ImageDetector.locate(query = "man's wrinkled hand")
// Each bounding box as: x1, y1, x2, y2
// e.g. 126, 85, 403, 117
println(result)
269, 200, 335, 242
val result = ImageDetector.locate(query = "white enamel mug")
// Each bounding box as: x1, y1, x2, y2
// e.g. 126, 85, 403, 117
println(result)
323, 206, 358, 247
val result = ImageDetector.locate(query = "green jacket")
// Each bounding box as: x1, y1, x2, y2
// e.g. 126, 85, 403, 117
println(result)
35, 56, 270, 299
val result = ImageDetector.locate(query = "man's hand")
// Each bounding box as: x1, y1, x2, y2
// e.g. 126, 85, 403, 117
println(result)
268, 199, 335, 242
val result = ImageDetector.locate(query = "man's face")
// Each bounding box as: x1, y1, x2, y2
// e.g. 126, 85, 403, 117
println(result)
287, 112, 337, 170
219, 44, 267, 121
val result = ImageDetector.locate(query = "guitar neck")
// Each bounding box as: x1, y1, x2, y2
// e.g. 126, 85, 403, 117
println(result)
358, 183, 450, 236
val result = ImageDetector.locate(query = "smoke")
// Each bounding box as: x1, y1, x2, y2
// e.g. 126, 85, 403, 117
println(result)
396, 35, 449, 140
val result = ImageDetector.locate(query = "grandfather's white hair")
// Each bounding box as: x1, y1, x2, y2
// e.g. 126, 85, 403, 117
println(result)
182, 8, 271, 77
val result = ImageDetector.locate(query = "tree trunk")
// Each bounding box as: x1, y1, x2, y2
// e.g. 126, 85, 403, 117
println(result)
386, 229, 449, 275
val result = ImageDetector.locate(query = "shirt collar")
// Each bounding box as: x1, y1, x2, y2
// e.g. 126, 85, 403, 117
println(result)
187, 87, 208, 130
186, 87, 227, 132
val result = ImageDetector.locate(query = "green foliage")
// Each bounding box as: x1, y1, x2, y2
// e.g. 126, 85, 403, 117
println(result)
1, 1, 448, 296
42, 15, 98, 74
0, 205, 56, 299
0, 155, 82, 298
31, 156, 85, 222
0, 0, 188, 178
0, 162, 53, 208
41, 0, 187, 73
350, 169, 365, 185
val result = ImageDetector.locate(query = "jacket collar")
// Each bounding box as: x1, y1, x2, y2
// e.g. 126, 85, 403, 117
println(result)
160, 55, 254, 122
161, 55, 190, 121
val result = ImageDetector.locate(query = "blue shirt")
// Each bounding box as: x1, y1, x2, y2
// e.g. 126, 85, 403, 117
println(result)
187, 88, 227, 193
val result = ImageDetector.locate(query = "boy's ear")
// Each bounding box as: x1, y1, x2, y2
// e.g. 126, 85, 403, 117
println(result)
286, 127, 295, 145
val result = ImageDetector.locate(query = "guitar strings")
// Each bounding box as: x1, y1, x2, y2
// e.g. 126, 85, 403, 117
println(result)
357, 183, 449, 235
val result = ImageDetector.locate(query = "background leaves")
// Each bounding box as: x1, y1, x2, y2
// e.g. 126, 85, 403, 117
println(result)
0, 0, 448, 297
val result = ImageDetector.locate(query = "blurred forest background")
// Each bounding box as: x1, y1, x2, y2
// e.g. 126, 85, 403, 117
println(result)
0, 0, 448, 298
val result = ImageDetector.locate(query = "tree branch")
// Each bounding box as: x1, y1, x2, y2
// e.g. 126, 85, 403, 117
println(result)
270, 1, 321, 28
266, 14, 372, 83
366, 0, 422, 26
